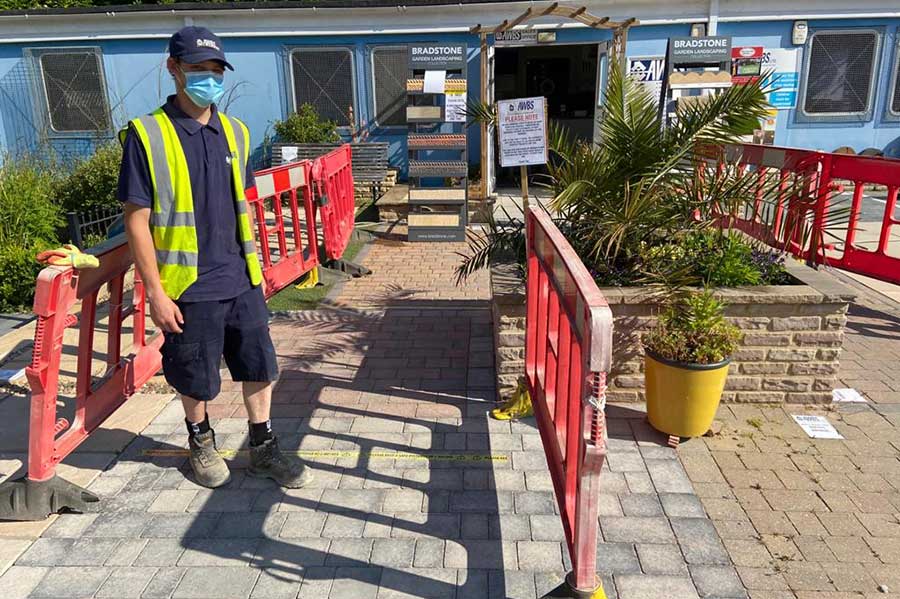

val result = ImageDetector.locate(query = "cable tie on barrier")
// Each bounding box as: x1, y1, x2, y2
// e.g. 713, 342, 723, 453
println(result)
586, 371, 607, 411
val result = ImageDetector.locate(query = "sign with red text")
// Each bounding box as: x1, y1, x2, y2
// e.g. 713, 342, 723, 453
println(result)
498, 96, 548, 167
732, 46, 764, 85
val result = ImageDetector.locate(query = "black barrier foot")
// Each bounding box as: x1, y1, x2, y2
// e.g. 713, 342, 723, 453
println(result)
539, 573, 607, 599
326, 259, 372, 278
0, 476, 99, 521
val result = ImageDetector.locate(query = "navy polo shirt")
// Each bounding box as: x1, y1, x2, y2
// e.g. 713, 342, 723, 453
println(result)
117, 95, 256, 302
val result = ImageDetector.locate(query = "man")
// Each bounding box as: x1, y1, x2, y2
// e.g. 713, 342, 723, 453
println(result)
118, 26, 311, 489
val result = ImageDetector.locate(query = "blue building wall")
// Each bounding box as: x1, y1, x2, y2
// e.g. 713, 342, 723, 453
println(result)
1, 18, 899, 169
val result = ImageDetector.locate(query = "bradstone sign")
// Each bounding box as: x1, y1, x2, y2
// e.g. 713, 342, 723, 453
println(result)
669, 36, 732, 65
408, 43, 467, 69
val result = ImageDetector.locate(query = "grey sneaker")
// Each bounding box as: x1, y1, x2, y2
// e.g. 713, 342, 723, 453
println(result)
248, 438, 313, 488
188, 430, 231, 488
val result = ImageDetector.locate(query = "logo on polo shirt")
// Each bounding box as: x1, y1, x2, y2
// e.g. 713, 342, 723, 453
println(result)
196, 39, 220, 51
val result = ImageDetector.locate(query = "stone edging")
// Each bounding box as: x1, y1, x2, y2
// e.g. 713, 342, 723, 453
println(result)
490, 259, 855, 403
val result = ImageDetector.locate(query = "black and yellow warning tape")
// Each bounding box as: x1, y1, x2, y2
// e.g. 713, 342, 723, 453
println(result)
142, 449, 508, 462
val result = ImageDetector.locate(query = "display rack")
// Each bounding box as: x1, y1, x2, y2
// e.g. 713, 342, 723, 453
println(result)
658, 35, 734, 128
406, 43, 468, 242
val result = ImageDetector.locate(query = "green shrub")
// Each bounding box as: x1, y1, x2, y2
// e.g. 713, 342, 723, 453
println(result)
273, 104, 341, 144
643, 291, 742, 365
0, 243, 46, 312
0, 156, 62, 312
0, 157, 61, 247
54, 142, 122, 213
639, 230, 792, 288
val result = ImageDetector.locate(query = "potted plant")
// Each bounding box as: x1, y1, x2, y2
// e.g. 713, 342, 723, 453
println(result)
643, 290, 741, 439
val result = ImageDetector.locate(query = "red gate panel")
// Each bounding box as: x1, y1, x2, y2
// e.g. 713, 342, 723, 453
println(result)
247, 160, 321, 298
312, 145, 355, 261
706, 143, 900, 285
24, 243, 163, 484
525, 205, 614, 594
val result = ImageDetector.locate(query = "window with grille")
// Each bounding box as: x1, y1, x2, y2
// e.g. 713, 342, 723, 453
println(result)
890, 44, 900, 116
371, 46, 407, 127
802, 30, 880, 117
290, 48, 355, 126
37, 49, 111, 133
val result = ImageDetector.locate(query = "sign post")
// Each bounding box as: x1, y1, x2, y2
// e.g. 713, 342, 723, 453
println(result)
497, 96, 548, 213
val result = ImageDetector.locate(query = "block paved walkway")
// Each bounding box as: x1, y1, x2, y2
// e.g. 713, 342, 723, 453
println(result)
681, 276, 900, 599
0, 228, 745, 599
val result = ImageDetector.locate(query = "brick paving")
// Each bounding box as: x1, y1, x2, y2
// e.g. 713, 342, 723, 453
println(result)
680, 280, 900, 599
0, 229, 746, 598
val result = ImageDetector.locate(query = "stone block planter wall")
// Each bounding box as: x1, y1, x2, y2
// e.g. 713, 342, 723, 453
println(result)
492, 264, 527, 399
491, 261, 855, 403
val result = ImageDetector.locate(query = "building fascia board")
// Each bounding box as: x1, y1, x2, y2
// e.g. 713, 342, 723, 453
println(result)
0, 0, 899, 43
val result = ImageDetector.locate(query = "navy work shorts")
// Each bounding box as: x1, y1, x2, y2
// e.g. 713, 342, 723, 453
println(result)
160, 286, 278, 401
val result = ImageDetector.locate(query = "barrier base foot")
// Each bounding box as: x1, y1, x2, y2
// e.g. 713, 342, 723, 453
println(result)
327, 259, 372, 278
0, 475, 99, 521
539, 573, 607, 599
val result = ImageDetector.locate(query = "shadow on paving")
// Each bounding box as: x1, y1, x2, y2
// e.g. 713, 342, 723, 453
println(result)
844, 302, 900, 340
103, 300, 527, 598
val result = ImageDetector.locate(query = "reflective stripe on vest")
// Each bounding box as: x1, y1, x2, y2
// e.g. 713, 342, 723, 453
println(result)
122, 108, 263, 300
218, 113, 264, 288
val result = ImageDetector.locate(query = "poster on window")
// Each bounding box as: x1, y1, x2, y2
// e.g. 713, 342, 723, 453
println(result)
762, 48, 800, 109
627, 57, 665, 106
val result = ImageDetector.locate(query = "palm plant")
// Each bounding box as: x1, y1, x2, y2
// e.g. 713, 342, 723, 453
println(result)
546, 60, 771, 283
457, 60, 850, 287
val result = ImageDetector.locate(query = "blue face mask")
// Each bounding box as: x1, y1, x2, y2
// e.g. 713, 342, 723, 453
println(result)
181, 70, 225, 108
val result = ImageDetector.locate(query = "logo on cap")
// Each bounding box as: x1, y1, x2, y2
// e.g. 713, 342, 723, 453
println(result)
196, 39, 220, 51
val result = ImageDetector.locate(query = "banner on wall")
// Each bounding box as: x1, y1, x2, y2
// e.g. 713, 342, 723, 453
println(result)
730, 47, 800, 109
763, 48, 801, 110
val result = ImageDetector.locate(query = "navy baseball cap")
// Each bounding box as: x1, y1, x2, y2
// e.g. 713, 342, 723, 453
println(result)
168, 26, 234, 71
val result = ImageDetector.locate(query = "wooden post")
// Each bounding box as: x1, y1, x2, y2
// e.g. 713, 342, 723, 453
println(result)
480, 33, 489, 200
520, 165, 529, 213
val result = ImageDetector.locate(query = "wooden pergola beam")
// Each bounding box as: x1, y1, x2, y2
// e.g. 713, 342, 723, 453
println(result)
473, 3, 634, 35
504, 6, 533, 31
538, 2, 559, 17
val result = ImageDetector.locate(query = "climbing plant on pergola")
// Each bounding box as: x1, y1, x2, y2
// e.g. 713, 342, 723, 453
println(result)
469, 3, 638, 196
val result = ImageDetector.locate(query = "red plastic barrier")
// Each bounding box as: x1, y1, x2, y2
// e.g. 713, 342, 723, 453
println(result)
827, 153, 900, 284
525, 205, 614, 595
0, 155, 334, 520
312, 145, 355, 261
26, 243, 163, 484
246, 160, 321, 298
706, 143, 900, 285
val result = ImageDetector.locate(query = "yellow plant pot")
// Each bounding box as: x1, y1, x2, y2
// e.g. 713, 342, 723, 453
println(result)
644, 350, 730, 438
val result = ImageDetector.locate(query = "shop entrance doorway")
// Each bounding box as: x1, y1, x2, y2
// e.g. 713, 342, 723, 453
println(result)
493, 42, 604, 187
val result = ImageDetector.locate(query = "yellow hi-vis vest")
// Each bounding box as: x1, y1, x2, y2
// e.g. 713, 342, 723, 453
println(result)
119, 107, 263, 300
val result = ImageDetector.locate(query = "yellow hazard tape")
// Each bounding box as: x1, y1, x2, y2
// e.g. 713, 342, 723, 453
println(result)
143, 449, 508, 462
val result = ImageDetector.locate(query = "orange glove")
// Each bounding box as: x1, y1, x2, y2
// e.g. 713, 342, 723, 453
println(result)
35, 244, 100, 270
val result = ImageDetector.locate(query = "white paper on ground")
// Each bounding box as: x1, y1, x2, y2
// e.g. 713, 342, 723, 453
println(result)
423, 70, 447, 94
832, 388, 867, 403
792, 414, 844, 439
281, 146, 299, 163
0, 368, 25, 384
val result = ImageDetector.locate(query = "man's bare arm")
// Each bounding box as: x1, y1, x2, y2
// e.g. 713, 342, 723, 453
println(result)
123, 203, 184, 333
